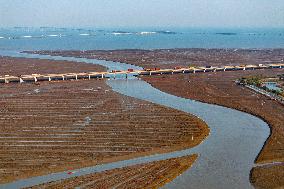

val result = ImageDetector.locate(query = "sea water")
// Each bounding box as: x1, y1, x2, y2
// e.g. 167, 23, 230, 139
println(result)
0, 27, 283, 51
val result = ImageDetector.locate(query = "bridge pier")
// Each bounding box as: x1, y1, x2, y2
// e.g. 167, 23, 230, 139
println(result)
2, 63, 284, 86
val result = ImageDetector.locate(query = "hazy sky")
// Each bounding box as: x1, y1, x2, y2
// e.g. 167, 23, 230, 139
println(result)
0, 0, 283, 28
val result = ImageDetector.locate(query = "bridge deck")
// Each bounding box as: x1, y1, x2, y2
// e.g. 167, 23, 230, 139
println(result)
1, 63, 283, 84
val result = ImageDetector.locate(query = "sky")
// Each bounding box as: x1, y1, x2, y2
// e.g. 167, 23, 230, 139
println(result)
0, 0, 284, 28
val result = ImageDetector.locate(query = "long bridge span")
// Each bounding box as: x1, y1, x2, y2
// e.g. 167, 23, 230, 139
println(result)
1, 63, 284, 84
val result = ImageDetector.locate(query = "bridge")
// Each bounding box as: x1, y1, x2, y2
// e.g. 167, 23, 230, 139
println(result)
1, 63, 284, 84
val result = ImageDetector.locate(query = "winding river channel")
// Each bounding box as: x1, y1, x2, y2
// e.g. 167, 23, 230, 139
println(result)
0, 51, 270, 189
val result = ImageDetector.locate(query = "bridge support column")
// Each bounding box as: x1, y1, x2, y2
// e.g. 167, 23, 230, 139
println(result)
62, 76, 65, 81
49, 77, 51, 81
88, 75, 91, 80
101, 74, 104, 78
193, 70, 196, 73
150, 72, 152, 76
183, 70, 185, 74
34, 77, 37, 82
20, 78, 24, 83
75, 75, 78, 80
4, 78, 8, 84
243, 67, 246, 70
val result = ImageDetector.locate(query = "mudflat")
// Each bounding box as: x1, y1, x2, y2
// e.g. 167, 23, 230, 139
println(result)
0, 57, 209, 185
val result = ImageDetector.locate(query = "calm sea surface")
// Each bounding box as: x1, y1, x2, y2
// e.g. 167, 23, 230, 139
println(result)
0, 27, 283, 51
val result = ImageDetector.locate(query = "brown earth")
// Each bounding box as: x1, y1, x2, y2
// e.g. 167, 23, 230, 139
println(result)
26, 155, 197, 189
0, 57, 209, 184
41, 49, 284, 189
